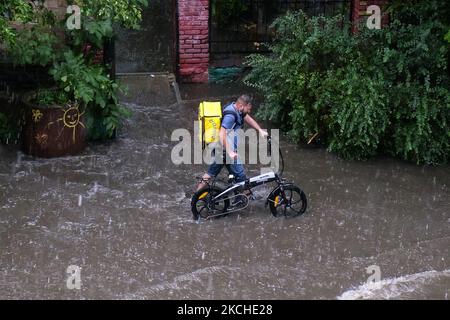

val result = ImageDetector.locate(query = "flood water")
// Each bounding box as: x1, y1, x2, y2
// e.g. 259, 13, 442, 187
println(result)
0, 98, 449, 300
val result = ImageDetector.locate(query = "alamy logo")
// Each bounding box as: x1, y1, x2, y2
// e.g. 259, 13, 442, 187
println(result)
366, 265, 381, 284
66, 5, 81, 30
171, 126, 280, 174
66, 265, 81, 290
366, 5, 381, 30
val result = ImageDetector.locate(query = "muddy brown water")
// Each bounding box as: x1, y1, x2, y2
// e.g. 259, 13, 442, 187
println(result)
0, 101, 449, 299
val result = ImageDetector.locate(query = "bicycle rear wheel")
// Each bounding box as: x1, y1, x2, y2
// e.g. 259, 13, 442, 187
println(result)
191, 186, 230, 220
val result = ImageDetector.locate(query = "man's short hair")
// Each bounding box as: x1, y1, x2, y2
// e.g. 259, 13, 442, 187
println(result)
237, 94, 254, 106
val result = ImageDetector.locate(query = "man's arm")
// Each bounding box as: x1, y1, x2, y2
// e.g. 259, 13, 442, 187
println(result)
219, 127, 237, 158
244, 115, 268, 137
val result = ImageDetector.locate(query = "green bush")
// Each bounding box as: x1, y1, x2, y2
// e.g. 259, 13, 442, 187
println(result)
0, 0, 34, 44
7, 28, 58, 66
381, 1, 450, 164
245, 2, 450, 164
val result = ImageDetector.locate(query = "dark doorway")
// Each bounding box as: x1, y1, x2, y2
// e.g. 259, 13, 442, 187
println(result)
115, 0, 177, 74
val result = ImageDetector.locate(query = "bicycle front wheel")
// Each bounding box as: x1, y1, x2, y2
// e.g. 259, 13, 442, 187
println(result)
268, 185, 307, 218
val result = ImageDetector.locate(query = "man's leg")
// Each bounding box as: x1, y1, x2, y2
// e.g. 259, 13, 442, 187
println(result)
196, 162, 223, 191
227, 162, 246, 184
227, 159, 253, 196
226, 161, 255, 204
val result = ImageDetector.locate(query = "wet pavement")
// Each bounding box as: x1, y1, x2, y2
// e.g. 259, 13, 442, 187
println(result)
0, 87, 449, 299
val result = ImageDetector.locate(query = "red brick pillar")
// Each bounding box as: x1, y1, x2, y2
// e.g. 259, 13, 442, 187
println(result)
178, 0, 209, 83
352, 0, 390, 33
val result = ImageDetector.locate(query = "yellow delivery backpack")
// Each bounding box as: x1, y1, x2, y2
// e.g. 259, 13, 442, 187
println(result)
198, 101, 222, 149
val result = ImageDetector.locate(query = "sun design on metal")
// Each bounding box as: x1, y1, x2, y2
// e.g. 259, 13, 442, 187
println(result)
63, 105, 85, 143
32, 109, 43, 123
50, 104, 85, 143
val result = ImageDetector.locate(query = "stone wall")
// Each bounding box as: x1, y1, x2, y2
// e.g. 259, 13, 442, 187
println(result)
115, 0, 176, 74
44, 0, 67, 19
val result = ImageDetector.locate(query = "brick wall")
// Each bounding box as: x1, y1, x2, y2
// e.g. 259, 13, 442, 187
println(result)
352, 0, 390, 32
44, 0, 67, 19
178, 0, 209, 83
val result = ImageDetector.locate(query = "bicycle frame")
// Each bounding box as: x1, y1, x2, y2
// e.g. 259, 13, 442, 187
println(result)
210, 171, 285, 204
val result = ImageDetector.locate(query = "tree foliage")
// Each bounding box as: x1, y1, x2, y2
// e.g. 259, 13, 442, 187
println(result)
1, 0, 148, 140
